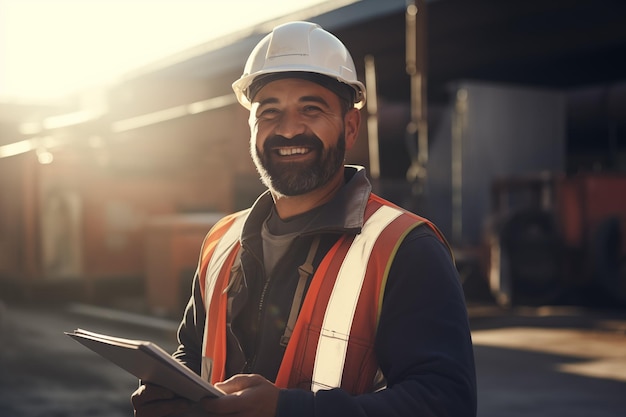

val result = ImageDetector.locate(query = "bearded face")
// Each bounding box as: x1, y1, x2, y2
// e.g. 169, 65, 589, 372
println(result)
251, 131, 346, 197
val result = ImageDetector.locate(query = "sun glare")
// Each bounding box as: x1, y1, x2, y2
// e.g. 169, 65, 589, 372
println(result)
0, 0, 333, 104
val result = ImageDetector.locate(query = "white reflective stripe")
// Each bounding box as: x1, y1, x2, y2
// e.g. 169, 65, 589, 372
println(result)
201, 213, 247, 356
311, 205, 402, 392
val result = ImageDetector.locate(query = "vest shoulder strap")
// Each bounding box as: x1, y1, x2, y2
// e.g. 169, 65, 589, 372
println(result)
198, 210, 247, 383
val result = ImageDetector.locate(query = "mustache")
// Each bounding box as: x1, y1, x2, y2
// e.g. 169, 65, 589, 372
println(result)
263, 134, 323, 151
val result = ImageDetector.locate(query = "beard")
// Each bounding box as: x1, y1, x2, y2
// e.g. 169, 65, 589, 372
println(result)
251, 131, 346, 197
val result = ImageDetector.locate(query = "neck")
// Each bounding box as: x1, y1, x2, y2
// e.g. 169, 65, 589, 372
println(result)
272, 170, 344, 219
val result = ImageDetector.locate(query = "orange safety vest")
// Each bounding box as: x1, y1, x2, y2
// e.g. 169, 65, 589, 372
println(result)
197, 194, 448, 394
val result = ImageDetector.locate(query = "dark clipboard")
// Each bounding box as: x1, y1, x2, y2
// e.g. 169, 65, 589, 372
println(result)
66, 328, 223, 401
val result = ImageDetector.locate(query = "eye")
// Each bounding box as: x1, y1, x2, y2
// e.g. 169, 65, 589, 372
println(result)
257, 107, 280, 119
302, 105, 323, 114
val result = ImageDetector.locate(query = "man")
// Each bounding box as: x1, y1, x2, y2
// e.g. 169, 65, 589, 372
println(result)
132, 21, 476, 417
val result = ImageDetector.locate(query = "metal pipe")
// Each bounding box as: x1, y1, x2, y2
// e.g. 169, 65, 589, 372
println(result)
405, 0, 428, 184
364, 54, 380, 180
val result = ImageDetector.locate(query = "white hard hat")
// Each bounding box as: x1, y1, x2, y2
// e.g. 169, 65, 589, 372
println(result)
232, 21, 366, 110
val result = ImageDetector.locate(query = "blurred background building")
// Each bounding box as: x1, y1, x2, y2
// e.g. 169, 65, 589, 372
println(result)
1, 0, 625, 316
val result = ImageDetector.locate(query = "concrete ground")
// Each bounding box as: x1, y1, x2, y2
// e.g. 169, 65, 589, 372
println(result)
0, 301, 180, 417
1, 300, 625, 417
469, 304, 626, 417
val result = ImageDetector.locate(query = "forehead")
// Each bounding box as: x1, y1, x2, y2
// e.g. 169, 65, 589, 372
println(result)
253, 77, 341, 106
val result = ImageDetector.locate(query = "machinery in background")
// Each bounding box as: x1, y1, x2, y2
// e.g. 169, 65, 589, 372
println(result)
486, 173, 626, 307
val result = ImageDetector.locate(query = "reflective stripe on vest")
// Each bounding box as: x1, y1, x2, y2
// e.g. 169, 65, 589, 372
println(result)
198, 212, 246, 382
311, 204, 401, 392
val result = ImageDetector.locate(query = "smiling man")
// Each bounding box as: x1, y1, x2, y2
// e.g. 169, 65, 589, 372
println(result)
132, 21, 476, 417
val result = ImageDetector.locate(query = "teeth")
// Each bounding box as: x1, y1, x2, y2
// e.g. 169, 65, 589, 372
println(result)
278, 147, 309, 156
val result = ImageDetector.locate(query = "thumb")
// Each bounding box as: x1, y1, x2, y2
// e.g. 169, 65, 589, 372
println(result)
215, 374, 265, 394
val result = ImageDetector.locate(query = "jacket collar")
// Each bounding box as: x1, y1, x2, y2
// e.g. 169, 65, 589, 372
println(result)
241, 165, 371, 244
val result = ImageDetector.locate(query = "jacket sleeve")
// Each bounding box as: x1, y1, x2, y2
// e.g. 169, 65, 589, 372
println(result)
172, 271, 206, 376
276, 227, 478, 417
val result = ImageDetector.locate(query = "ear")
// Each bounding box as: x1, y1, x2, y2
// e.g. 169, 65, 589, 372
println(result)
343, 108, 361, 151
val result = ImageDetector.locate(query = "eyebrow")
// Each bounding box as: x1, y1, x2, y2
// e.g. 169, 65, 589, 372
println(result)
299, 95, 331, 108
256, 95, 331, 109
257, 97, 279, 107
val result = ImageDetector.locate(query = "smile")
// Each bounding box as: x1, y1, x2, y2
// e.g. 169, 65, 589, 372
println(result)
276, 147, 312, 156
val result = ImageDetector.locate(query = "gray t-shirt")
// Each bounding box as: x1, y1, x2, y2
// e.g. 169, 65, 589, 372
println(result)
261, 205, 323, 276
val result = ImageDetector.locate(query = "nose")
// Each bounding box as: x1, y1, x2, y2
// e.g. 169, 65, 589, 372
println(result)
274, 110, 306, 139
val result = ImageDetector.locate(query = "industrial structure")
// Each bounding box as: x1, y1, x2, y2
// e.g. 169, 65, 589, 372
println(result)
1, 0, 625, 315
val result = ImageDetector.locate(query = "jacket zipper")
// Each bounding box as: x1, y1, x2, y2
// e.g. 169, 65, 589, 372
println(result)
244, 274, 271, 373
242, 237, 307, 373
240, 242, 270, 373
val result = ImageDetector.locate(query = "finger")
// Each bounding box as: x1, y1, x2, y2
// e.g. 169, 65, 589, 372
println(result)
215, 374, 264, 394
132, 383, 177, 406
201, 375, 279, 417
133, 382, 176, 401
132, 383, 193, 417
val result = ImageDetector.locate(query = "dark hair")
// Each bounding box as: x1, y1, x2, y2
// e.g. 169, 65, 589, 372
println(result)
247, 71, 355, 115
